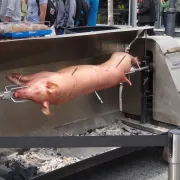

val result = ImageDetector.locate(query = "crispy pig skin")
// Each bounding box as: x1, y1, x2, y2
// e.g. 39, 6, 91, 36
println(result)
6, 52, 139, 116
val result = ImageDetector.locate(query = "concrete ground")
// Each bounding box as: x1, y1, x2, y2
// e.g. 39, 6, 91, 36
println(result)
62, 148, 168, 180
175, 37, 180, 45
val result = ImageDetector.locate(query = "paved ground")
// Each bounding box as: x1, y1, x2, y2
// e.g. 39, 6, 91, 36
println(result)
62, 148, 168, 180
175, 37, 180, 45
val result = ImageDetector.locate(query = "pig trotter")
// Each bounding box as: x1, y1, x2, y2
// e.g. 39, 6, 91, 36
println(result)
41, 101, 52, 116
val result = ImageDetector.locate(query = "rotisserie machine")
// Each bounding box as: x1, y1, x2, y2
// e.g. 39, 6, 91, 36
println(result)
0, 26, 180, 180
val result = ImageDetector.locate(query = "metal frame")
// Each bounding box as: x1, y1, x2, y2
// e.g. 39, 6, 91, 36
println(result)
0, 134, 167, 148
0, 130, 179, 180
32, 147, 143, 180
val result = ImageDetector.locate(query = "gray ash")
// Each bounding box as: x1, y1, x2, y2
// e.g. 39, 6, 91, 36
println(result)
73, 121, 151, 136
1, 121, 152, 180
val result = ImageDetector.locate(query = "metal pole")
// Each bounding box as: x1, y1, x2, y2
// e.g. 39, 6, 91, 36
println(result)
166, 0, 176, 37
128, 0, 131, 26
168, 129, 180, 180
108, 0, 114, 25
156, 0, 161, 29
131, 0, 137, 27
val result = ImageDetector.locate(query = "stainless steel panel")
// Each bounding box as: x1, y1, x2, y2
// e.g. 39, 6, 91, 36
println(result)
0, 28, 147, 136
0, 28, 144, 70
122, 35, 180, 126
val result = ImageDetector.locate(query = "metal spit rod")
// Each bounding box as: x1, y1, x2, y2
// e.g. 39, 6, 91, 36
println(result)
125, 66, 149, 75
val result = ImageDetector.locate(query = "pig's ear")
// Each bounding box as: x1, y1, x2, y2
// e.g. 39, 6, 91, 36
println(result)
46, 81, 58, 94
41, 101, 52, 116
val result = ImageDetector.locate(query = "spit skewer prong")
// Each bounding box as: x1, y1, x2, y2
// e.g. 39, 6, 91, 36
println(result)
0, 85, 29, 103
125, 66, 149, 75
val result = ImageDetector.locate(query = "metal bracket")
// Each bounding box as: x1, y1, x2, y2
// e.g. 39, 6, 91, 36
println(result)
140, 56, 152, 124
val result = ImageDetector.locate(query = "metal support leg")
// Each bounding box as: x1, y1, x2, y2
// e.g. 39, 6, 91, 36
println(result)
166, 0, 176, 37
168, 129, 180, 180
140, 56, 151, 124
